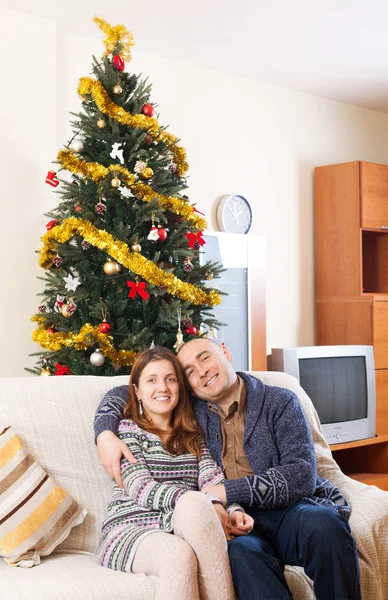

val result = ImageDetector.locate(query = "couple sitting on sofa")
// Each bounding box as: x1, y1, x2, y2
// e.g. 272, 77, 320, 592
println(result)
95, 338, 361, 600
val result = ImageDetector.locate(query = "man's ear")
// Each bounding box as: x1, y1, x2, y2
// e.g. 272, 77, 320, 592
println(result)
221, 344, 233, 363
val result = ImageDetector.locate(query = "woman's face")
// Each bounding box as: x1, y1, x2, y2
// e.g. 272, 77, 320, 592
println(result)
134, 359, 180, 423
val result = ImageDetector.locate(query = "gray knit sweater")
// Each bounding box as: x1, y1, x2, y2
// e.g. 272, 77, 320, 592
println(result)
94, 372, 350, 518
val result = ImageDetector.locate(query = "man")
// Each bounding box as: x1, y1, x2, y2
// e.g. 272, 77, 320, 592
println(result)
95, 339, 361, 600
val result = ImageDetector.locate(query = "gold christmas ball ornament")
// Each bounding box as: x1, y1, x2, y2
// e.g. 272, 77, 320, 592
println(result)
103, 260, 121, 275
40, 368, 51, 377
61, 303, 76, 318
206, 271, 214, 280
97, 118, 106, 129
141, 167, 154, 179
131, 243, 141, 253
113, 84, 122, 94
111, 177, 121, 188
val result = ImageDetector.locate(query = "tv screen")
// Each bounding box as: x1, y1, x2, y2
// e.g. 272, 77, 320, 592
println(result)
298, 356, 368, 425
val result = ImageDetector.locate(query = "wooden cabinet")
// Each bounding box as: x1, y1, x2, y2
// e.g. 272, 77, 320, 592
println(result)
330, 435, 388, 491
315, 160, 388, 489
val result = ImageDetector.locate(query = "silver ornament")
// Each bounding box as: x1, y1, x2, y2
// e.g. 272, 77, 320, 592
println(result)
70, 138, 84, 153
90, 350, 105, 367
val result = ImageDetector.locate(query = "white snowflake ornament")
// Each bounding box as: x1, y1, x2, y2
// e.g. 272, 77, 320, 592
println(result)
118, 186, 132, 198
63, 274, 81, 292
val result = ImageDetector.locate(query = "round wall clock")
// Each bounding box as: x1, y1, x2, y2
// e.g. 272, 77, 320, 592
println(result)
215, 194, 252, 234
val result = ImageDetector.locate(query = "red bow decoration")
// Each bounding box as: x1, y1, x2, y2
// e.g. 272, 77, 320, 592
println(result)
186, 231, 206, 249
127, 281, 150, 300
46, 219, 59, 231
55, 363, 70, 376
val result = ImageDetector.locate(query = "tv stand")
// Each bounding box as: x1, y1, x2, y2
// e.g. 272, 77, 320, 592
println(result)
330, 434, 388, 491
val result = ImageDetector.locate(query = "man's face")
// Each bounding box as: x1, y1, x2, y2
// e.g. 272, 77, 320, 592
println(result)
177, 339, 236, 403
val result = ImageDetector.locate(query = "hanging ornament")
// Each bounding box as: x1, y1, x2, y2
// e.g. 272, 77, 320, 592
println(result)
141, 103, 155, 117
205, 270, 214, 280
55, 363, 70, 376
45, 170, 59, 187
134, 160, 147, 174
103, 259, 121, 275
97, 118, 106, 129
40, 368, 51, 377
113, 54, 125, 71
207, 327, 218, 340
131, 242, 142, 253
183, 257, 194, 272
52, 255, 63, 268
63, 274, 81, 292
74, 204, 83, 212
157, 227, 168, 241
186, 231, 206, 249
54, 295, 65, 312
110, 142, 124, 164
186, 325, 197, 336
118, 185, 132, 198
45, 219, 58, 231
141, 167, 154, 179
90, 349, 105, 367
38, 304, 47, 314
113, 83, 122, 94
81, 240, 90, 250
46, 328, 56, 334
147, 226, 159, 241
61, 303, 76, 318
111, 176, 121, 188
127, 280, 150, 300
95, 202, 107, 214
183, 317, 193, 329
99, 320, 112, 334
168, 163, 177, 173
144, 134, 153, 145
173, 308, 185, 353
69, 138, 84, 153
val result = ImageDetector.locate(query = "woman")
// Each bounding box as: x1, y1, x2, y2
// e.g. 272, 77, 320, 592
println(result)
98, 346, 253, 600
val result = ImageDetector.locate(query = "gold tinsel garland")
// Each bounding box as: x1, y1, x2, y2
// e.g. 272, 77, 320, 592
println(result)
78, 78, 189, 177
58, 150, 205, 230
39, 217, 221, 306
32, 321, 137, 367
93, 16, 135, 62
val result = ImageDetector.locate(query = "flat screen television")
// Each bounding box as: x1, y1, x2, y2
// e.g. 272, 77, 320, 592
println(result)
270, 345, 376, 445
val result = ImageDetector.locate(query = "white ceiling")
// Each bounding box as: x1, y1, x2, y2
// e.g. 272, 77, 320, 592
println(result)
3, 0, 388, 113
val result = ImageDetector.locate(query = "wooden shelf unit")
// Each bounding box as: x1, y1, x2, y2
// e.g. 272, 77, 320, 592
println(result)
330, 435, 388, 491
315, 161, 388, 488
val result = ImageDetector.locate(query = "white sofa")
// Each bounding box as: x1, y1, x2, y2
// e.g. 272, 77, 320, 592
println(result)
1, 372, 388, 600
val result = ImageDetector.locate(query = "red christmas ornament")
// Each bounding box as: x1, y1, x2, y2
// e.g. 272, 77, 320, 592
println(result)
99, 321, 112, 334
141, 104, 155, 117
45, 170, 59, 187
75, 204, 82, 212
186, 231, 206, 249
55, 363, 70, 376
157, 227, 168, 241
113, 54, 125, 71
46, 328, 56, 334
186, 326, 197, 336
45, 219, 58, 230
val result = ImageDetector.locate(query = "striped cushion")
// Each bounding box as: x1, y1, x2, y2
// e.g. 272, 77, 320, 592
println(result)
0, 426, 87, 568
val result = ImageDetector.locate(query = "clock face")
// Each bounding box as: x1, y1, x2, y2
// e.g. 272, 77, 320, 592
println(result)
217, 194, 252, 234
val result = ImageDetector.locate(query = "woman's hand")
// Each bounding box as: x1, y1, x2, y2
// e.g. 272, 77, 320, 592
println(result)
213, 504, 234, 541
228, 512, 254, 537
97, 430, 137, 488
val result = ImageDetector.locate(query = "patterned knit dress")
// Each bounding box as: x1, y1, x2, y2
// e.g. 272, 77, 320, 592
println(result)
99, 419, 231, 572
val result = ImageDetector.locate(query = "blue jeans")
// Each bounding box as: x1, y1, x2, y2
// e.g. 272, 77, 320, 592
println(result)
228, 500, 361, 600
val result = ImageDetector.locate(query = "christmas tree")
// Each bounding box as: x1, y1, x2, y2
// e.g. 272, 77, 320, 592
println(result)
29, 16, 224, 377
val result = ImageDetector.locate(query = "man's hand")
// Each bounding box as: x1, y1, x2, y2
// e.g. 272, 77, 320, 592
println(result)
96, 430, 137, 488
228, 511, 254, 537
202, 484, 227, 505
213, 503, 234, 542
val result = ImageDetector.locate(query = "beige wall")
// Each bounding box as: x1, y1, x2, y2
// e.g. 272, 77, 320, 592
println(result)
2, 7, 388, 376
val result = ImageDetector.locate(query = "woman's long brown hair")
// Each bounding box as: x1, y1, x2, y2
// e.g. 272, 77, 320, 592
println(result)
123, 346, 202, 457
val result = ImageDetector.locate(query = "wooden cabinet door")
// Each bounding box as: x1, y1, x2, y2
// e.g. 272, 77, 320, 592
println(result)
373, 302, 388, 369
361, 162, 388, 230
